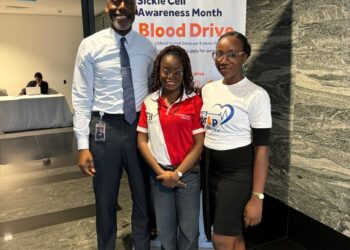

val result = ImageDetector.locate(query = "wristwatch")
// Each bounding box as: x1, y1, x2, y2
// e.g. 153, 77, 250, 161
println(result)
252, 191, 264, 200
176, 170, 183, 178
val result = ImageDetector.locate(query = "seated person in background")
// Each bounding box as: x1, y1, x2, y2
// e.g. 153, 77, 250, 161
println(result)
20, 72, 48, 95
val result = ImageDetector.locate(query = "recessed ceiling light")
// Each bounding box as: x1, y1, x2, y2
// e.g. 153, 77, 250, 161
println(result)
6, 5, 31, 9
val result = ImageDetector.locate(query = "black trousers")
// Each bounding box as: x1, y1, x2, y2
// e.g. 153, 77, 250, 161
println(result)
90, 113, 151, 250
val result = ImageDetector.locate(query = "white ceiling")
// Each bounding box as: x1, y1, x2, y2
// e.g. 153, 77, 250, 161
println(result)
0, 0, 107, 16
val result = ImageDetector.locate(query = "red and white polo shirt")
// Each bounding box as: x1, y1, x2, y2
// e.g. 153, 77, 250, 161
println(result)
137, 90, 205, 166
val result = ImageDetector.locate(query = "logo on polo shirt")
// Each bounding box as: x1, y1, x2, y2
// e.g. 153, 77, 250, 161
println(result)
147, 112, 158, 121
175, 113, 191, 120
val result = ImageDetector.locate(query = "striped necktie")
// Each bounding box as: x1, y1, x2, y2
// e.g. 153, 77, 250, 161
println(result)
120, 37, 136, 124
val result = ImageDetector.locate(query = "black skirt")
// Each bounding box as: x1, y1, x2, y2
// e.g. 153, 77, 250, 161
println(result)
200, 144, 254, 239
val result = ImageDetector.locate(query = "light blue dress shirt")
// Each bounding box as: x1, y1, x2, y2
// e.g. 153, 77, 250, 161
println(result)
72, 28, 157, 150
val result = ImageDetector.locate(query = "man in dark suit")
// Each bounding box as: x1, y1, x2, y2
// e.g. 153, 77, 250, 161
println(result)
20, 72, 48, 95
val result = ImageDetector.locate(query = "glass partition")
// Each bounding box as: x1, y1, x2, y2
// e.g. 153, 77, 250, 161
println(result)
94, 0, 110, 32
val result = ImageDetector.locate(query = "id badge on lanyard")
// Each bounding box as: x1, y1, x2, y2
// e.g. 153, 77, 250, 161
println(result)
95, 111, 106, 141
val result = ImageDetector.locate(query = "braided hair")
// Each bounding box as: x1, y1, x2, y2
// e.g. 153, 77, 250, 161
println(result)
151, 45, 195, 96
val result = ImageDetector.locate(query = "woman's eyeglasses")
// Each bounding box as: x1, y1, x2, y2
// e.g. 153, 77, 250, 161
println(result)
212, 51, 245, 61
160, 68, 184, 78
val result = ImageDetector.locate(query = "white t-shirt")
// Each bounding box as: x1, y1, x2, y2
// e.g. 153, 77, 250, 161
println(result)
201, 77, 272, 150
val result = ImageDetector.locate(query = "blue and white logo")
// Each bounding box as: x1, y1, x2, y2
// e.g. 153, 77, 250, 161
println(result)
212, 104, 234, 125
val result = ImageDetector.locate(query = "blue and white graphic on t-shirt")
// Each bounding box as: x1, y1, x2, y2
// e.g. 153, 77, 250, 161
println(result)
201, 104, 235, 132
212, 104, 234, 125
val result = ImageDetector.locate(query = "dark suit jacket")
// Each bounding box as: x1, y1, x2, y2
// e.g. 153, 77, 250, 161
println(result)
24, 80, 49, 94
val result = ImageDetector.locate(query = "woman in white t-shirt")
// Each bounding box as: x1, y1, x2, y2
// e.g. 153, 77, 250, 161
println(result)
200, 31, 272, 250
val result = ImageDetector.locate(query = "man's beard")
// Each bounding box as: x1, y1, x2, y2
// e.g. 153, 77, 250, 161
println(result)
112, 18, 131, 31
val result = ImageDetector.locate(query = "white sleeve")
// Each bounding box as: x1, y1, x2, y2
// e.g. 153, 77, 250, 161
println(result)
72, 40, 94, 150
248, 89, 272, 128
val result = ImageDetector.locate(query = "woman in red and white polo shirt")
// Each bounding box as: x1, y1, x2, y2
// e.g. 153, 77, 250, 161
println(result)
137, 45, 205, 250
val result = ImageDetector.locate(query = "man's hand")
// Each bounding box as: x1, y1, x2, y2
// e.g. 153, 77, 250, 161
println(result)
78, 149, 96, 177
156, 171, 186, 188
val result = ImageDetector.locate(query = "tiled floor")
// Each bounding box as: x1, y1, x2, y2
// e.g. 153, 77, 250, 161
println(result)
0, 128, 306, 250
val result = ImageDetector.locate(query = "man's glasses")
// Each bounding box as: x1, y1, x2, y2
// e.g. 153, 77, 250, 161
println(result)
212, 51, 245, 61
160, 68, 184, 78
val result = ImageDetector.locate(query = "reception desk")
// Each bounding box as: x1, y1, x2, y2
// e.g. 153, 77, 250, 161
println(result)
0, 94, 73, 133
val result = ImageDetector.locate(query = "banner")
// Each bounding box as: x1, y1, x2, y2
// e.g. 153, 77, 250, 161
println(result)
134, 0, 247, 86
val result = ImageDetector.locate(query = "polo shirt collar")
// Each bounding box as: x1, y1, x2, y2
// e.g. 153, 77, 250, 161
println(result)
150, 89, 196, 103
